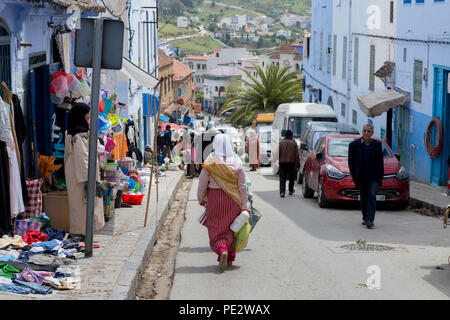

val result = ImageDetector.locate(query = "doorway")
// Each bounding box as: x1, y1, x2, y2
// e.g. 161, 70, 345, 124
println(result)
395, 105, 409, 169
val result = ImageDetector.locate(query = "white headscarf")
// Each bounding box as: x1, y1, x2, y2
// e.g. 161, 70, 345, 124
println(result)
213, 133, 233, 160
247, 129, 257, 138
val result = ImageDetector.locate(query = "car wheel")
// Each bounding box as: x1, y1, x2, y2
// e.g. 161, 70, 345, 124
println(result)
317, 177, 329, 208
302, 173, 314, 199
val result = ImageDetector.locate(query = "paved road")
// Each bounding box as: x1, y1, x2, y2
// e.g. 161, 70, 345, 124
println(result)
170, 168, 450, 299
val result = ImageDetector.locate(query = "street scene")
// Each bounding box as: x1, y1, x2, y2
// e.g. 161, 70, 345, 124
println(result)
0, 0, 450, 305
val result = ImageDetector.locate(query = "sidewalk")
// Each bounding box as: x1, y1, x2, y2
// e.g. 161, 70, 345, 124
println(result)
0, 170, 184, 300
410, 180, 449, 215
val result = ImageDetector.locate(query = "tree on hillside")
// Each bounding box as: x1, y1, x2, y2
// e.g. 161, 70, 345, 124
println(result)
219, 64, 302, 125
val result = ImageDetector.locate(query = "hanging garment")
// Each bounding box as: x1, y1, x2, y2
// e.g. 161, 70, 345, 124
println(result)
11, 95, 28, 203
0, 98, 24, 218
64, 132, 105, 235
111, 132, 128, 160
0, 141, 11, 236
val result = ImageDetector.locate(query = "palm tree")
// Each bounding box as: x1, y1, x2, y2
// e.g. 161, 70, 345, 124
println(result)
218, 64, 302, 126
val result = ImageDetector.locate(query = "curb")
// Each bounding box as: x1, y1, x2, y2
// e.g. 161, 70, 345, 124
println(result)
108, 172, 185, 300
409, 197, 447, 216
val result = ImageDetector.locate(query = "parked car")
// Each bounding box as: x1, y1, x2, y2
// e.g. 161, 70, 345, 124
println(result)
301, 134, 409, 209
298, 122, 359, 184
271, 103, 338, 175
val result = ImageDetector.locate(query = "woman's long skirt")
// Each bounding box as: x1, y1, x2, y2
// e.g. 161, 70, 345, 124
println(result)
206, 188, 240, 260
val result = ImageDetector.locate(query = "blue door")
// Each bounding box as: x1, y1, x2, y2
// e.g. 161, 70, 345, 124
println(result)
431, 65, 450, 185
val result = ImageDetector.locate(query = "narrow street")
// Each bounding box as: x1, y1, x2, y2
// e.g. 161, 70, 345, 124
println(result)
167, 168, 450, 300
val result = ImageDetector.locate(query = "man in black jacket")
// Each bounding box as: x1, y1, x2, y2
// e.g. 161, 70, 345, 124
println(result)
348, 124, 384, 229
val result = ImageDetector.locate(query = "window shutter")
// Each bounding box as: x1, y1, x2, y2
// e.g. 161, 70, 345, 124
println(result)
327, 34, 331, 74
319, 32, 323, 71
369, 45, 375, 91
342, 36, 347, 79
333, 35, 337, 76
413, 60, 423, 103
353, 37, 359, 85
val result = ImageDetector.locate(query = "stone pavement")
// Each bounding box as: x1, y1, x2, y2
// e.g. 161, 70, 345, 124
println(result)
0, 170, 184, 300
410, 180, 449, 215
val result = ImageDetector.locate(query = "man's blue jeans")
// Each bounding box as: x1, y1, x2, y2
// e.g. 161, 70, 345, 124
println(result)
359, 180, 379, 223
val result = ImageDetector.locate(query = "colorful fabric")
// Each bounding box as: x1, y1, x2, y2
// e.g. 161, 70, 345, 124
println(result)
205, 188, 241, 255
22, 230, 48, 245
14, 220, 42, 236
23, 178, 43, 218
0, 235, 27, 249
14, 268, 45, 285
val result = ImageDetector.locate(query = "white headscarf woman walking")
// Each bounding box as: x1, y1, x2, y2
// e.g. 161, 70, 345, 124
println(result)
197, 134, 248, 271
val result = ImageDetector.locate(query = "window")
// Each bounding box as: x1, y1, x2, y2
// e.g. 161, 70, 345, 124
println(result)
333, 35, 337, 76
353, 37, 359, 85
403, 48, 407, 63
341, 103, 346, 117
0, 22, 11, 91
215, 86, 218, 92
313, 31, 316, 69
404, 0, 411, 3
369, 45, 376, 91
342, 36, 347, 79
352, 110, 357, 125
390, 1, 394, 23
416, 0, 424, 3
319, 32, 323, 71
327, 34, 331, 74
413, 60, 423, 103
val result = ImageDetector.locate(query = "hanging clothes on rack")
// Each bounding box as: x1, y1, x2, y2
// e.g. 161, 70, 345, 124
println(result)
0, 97, 25, 219
11, 94, 29, 203
125, 120, 142, 163
0, 96, 11, 235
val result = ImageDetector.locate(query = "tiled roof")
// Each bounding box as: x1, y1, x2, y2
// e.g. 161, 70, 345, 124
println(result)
279, 45, 299, 55
173, 60, 193, 81
185, 56, 208, 61
158, 49, 173, 69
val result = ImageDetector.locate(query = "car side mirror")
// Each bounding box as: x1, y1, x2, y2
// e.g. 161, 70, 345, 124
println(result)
300, 142, 308, 151
281, 129, 286, 137
395, 153, 401, 161
316, 152, 323, 162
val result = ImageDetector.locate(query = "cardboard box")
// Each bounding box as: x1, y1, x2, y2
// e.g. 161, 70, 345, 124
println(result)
42, 192, 70, 232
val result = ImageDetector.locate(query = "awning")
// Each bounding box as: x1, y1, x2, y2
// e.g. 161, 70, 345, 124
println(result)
119, 57, 159, 89
357, 89, 409, 118
164, 103, 179, 116
47, 0, 106, 12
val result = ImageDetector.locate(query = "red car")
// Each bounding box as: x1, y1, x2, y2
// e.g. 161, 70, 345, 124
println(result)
301, 134, 409, 209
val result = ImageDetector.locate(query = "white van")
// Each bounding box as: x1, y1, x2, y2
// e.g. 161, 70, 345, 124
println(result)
271, 103, 338, 175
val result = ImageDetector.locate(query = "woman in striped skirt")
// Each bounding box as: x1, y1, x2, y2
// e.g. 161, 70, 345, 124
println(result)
197, 134, 249, 271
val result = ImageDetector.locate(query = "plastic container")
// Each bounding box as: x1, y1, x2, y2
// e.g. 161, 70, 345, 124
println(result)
122, 193, 144, 205
230, 211, 250, 233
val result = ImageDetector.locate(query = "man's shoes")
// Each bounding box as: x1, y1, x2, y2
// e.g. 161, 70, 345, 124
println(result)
289, 189, 295, 196
280, 192, 285, 198
362, 220, 367, 225
366, 221, 374, 229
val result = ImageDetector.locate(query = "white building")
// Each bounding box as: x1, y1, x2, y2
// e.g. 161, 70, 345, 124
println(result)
220, 14, 250, 30
256, 23, 269, 33
280, 13, 305, 28
184, 55, 208, 91
276, 29, 292, 38
203, 66, 244, 113
268, 45, 302, 71
177, 16, 189, 28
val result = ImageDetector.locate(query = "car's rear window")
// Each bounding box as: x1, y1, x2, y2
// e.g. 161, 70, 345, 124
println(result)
327, 138, 394, 158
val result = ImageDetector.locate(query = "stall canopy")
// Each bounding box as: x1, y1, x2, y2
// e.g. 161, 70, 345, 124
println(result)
356, 89, 409, 118
119, 57, 159, 89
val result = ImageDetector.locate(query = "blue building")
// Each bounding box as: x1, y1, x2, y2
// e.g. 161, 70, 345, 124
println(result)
303, 0, 450, 186
393, 0, 450, 185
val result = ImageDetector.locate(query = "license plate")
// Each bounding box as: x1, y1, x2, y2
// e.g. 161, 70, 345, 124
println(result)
357, 195, 386, 201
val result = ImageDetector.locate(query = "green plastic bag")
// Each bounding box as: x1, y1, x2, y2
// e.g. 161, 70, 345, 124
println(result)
232, 221, 251, 252
29, 215, 51, 232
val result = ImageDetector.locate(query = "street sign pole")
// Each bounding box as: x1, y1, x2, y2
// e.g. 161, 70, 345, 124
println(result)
85, 19, 104, 258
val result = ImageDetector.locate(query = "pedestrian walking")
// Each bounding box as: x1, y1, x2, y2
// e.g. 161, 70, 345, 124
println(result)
348, 123, 384, 229
156, 125, 166, 160
197, 134, 249, 271
277, 129, 299, 197
164, 125, 173, 162
246, 129, 260, 171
